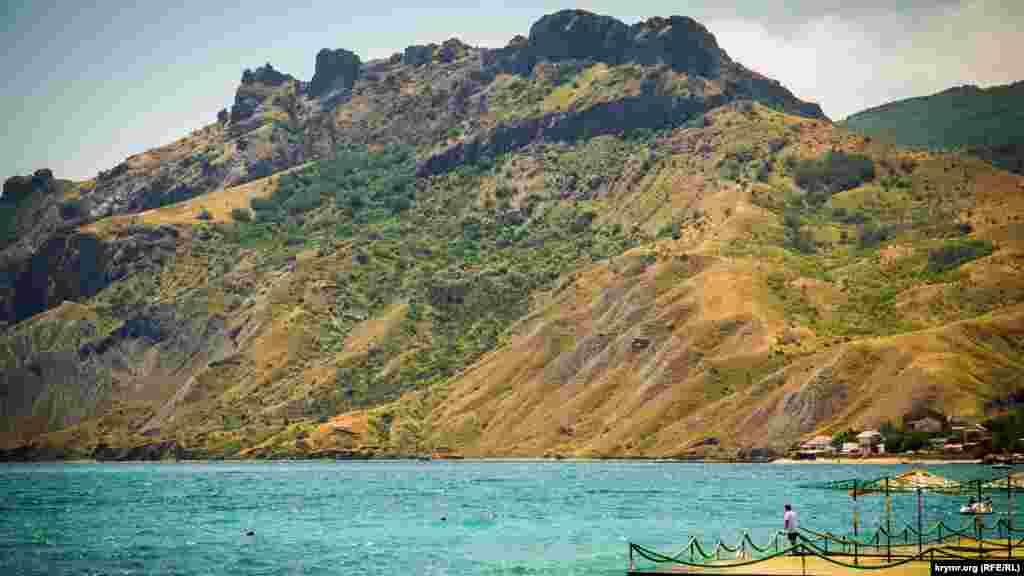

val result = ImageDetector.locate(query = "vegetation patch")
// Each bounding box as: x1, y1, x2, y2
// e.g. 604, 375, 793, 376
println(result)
925, 239, 995, 275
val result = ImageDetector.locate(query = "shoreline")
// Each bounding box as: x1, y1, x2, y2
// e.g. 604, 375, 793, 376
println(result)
3, 456, 991, 465
771, 456, 984, 465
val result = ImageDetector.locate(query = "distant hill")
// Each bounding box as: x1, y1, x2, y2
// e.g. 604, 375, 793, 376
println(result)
842, 81, 1024, 174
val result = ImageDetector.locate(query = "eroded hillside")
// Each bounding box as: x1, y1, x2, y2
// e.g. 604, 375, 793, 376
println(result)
2, 9, 1022, 460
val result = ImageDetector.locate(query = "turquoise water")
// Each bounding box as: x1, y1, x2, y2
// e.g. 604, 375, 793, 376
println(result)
0, 461, 1015, 575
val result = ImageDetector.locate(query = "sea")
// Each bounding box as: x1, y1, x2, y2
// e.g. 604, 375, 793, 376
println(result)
0, 460, 1015, 575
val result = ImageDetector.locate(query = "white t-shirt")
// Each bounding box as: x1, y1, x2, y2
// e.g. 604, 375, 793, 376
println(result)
784, 509, 799, 532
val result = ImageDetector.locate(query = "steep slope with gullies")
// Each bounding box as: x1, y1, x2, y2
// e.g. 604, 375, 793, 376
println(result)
413, 104, 1024, 458
3, 10, 1022, 461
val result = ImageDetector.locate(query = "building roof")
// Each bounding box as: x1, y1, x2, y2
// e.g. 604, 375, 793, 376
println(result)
802, 435, 832, 447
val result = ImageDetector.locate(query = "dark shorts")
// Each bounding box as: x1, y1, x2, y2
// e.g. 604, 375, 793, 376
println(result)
787, 531, 798, 545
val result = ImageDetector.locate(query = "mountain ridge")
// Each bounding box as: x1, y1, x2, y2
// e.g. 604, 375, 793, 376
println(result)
1, 9, 1022, 461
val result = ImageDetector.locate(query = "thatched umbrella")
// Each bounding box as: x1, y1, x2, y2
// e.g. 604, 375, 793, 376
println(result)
850, 469, 961, 496
850, 469, 962, 556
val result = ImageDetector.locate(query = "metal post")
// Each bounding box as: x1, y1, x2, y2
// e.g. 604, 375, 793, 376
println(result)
978, 477, 985, 558
853, 480, 859, 538
886, 477, 892, 561
918, 487, 923, 554
852, 478, 860, 565
977, 507, 984, 558
629, 544, 634, 571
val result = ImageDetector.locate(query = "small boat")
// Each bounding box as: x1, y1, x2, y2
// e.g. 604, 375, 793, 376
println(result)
959, 501, 994, 514
992, 463, 1012, 469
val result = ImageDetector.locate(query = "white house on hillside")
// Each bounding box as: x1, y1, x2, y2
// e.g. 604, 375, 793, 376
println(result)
856, 430, 884, 454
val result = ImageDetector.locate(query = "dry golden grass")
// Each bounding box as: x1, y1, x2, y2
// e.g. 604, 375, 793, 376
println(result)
415, 105, 1024, 456
81, 163, 310, 238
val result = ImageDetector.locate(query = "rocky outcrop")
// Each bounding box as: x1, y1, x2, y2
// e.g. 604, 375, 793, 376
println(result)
309, 48, 361, 97
438, 38, 471, 63
93, 440, 190, 461
0, 443, 68, 461
0, 225, 178, 326
403, 45, 434, 67
481, 9, 824, 120
89, 161, 218, 220
483, 10, 730, 78
230, 63, 298, 125
527, 10, 630, 64
625, 16, 728, 76
723, 73, 826, 120
0, 232, 107, 325
417, 93, 719, 177
0, 169, 66, 256
404, 39, 472, 67
241, 62, 293, 87
2, 169, 55, 201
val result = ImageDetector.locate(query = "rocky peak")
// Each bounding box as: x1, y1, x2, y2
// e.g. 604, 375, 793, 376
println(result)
2, 169, 55, 201
402, 38, 472, 67
241, 62, 294, 87
309, 48, 361, 97
520, 9, 729, 77
625, 15, 729, 76
527, 9, 629, 64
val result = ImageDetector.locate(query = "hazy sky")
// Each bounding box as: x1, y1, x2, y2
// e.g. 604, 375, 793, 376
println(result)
2, 0, 1021, 181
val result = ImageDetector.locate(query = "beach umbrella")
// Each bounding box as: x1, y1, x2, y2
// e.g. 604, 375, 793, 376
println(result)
850, 469, 960, 496
849, 470, 960, 558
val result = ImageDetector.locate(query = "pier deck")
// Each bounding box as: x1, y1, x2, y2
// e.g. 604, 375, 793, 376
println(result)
628, 538, 1024, 575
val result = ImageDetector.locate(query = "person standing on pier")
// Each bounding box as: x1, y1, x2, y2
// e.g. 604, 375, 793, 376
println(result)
784, 504, 799, 551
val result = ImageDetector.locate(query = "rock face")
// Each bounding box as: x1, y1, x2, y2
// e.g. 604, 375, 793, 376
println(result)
527, 10, 630, 63
625, 16, 728, 76
404, 38, 472, 66
480, 9, 825, 120
0, 169, 65, 256
241, 62, 293, 87
0, 225, 178, 326
417, 93, 720, 177
0, 444, 68, 461
93, 440, 189, 461
484, 10, 730, 77
0, 232, 106, 325
2, 169, 55, 201
309, 48, 361, 97
403, 45, 434, 67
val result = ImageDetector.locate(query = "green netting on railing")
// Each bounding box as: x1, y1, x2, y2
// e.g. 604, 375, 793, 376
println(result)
631, 517, 1024, 570
801, 518, 1023, 548
797, 477, 886, 491
630, 531, 1024, 572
